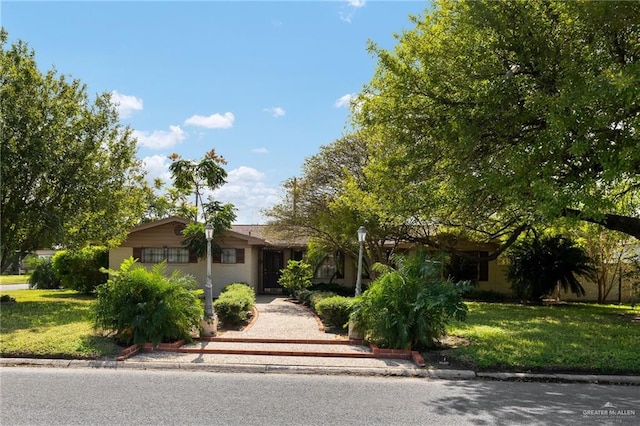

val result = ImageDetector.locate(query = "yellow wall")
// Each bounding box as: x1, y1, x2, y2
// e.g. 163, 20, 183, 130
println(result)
110, 224, 261, 296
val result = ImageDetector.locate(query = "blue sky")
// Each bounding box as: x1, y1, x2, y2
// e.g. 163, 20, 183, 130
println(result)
3, 1, 429, 223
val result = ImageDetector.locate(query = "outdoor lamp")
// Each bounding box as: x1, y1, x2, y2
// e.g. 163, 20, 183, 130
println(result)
205, 223, 214, 240
355, 226, 367, 296
357, 226, 367, 243
204, 223, 214, 319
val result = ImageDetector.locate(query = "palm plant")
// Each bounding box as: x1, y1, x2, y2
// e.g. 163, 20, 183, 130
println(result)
507, 234, 595, 303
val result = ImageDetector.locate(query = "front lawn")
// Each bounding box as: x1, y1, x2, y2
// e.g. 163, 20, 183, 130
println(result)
445, 302, 640, 375
0, 275, 30, 285
0, 289, 122, 359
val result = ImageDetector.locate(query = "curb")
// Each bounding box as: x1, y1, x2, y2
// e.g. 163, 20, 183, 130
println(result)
1, 357, 638, 384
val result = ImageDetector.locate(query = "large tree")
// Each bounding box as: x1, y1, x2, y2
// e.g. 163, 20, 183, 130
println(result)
265, 132, 406, 269
353, 0, 640, 251
0, 30, 147, 272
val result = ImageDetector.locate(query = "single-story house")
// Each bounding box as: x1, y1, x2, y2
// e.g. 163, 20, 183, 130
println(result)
108, 216, 512, 297
109, 217, 637, 302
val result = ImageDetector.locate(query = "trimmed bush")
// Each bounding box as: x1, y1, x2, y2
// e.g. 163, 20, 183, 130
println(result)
93, 258, 203, 345
309, 291, 337, 310
214, 282, 255, 325
294, 288, 314, 306
52, 246, 109, 293
278, 260, 313, 294
27, 257, 61, 289
315, 296, 357, 329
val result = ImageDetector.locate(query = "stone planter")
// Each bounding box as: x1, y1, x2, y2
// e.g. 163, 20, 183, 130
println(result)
200, 316, 218, 338
348, 319, 362, 340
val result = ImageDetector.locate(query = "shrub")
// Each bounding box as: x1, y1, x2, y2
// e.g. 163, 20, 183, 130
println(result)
27, 257, 61, 289
351, 251, 471, 350
52, 246, 109, 293
213, 282, 255, 325
315, 296, 357, 329
0, 294, 16, 303
507, 235, 594, 303
294, 288, 314, 306
93, 258, 203, 346
278, 260, 313, 294
310, 282, 354, 297
309, 291, 336, 310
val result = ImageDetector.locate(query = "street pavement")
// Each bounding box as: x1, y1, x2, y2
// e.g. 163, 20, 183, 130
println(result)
1, 295, 639, 384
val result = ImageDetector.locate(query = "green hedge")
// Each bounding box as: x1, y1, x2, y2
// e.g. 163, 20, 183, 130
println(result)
27, 257, 61, 289
314, 295, 357, 329
214, 283, 256, 325
52, 246, 108, 293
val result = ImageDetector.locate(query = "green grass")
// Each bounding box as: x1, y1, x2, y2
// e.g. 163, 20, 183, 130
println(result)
446, 302, 640, 375
0, 289, 122, 359
0, 275, 30, 285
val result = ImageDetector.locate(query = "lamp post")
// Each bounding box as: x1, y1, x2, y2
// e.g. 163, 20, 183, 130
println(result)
355, 226, 367, 296
204, 222, 214, 318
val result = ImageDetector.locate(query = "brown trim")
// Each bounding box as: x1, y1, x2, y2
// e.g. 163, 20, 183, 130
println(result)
133, 247, 142, 261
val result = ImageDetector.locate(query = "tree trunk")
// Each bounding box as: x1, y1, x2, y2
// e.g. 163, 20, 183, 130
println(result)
562, 209, 640, 241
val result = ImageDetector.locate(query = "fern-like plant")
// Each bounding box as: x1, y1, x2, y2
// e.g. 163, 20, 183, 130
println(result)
93, 258, 203, 345
351, 251, 471, 350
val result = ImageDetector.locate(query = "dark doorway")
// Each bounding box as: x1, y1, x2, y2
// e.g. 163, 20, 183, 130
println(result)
263, 250, 284, 293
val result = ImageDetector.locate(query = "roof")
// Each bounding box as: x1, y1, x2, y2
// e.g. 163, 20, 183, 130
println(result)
231, 225, 308, 248
126, 218, 306, 248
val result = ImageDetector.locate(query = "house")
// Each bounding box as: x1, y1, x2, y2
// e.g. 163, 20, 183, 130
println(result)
109, 216, 514, 297
109, 217, 308, 296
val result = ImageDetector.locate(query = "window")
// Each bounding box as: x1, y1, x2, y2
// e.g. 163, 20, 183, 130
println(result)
446, 251, 489, 282
221, 248, 236, 264
315, 252, 344, 280
139, 247, 190, 264
213, 248, 245, 264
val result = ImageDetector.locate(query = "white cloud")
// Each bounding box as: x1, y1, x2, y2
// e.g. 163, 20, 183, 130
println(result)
207, 166, 281, 224
252, 147, 269, 154
339, 0, 366, 23
111, 90, 143, 118
335, 93, 355, 108
133, 125, 186, 149
184, 112, 235, 129
141, 154, 172, 185
264, 106, 286, 118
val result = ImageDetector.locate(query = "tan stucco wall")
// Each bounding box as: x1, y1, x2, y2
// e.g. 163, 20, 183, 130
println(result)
109, 222, 262, 296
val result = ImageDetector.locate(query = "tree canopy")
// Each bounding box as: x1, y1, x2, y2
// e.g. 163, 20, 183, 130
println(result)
0, 29, 147, 272
352, 0, 640, 249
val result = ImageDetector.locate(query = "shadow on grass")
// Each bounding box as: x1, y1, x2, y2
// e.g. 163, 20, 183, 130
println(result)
0, 301, 92, 331
39, 292, 95, 301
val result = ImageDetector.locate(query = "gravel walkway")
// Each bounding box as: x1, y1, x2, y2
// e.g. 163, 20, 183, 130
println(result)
219, 295, 343, 340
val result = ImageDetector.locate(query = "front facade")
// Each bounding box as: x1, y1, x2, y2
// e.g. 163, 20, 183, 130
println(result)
109, 217, 637, 302
109, 217, 304, 296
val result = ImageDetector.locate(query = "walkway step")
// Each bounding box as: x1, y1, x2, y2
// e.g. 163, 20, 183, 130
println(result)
176, 341, 377, 359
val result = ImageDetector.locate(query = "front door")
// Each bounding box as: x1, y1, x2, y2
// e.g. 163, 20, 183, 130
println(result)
262, 250, 284, 293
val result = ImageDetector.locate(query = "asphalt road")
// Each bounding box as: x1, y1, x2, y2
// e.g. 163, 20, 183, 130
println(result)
1, 368, 638, 425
